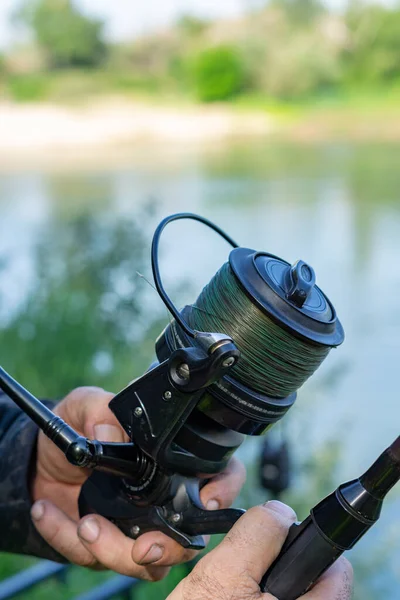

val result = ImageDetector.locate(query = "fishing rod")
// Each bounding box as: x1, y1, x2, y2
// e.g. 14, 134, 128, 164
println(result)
261, 435, 400, 599
0, 212, 344, 551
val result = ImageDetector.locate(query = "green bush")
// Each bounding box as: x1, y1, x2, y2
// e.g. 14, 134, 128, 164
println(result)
190, 45, 246, 102
7, 73, 49, 101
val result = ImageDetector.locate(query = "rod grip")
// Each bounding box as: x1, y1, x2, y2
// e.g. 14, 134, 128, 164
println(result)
260, 516, 343, 600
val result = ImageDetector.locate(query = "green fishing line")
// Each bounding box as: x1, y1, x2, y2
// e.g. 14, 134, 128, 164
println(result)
188, 262, 331, 398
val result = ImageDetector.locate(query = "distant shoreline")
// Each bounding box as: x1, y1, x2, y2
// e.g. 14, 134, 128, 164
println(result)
1, 97, 400, 169
0, 98, 274, 165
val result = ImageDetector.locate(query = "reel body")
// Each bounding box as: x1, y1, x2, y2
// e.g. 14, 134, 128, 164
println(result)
79, 310, 297, 548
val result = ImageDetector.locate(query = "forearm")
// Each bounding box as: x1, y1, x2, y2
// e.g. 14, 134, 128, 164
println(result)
0, 393, 67, 562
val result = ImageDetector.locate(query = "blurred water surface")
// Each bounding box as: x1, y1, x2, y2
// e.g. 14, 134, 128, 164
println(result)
1, 139, 400, 598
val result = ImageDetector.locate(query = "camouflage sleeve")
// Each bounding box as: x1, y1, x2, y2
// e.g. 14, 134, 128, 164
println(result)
0, 392, 68, 562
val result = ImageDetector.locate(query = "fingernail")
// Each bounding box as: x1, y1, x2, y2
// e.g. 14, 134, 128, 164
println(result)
94, 424, 124, 443
138, 544, 164, 565
78, 518, 100, 543
31, 501, 45, 521
264, 500, 297, 520
206, 499, 220, 511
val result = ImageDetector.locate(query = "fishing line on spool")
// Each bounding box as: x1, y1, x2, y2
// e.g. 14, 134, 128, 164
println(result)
188, 262, 332, 398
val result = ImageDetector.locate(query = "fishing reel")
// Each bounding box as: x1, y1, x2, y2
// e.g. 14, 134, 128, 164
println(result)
0, 213, 344, 550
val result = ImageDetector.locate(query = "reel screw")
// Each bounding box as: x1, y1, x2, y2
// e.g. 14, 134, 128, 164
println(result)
171, 513, 181, 524
134, 407, 143, 417
177, 363, 190, 380
131, 525, 140, 536
222, 357, 235, 368
163, 391, 172, 401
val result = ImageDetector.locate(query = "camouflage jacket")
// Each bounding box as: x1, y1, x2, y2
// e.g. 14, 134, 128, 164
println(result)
0, 392, 67, 562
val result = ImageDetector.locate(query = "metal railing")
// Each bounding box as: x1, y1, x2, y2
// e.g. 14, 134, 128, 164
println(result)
0, 561, 140, 600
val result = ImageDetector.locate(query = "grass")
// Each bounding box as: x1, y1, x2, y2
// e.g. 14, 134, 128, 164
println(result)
0, 554, 192, 600
3, 68, 400, 112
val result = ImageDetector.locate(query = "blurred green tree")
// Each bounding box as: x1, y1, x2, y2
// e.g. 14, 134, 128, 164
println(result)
271, 0, 324, 25
189, 45, 247, 102
15, 0, 107, 68
345, 3, 400, 85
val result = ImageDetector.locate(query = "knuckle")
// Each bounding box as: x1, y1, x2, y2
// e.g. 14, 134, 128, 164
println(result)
223, 526, 249, 552
184, 564, 225, 600
75, 554, 99, 569
259, 505, 290, 534
248, 504, 286, 532
41, 520, 64, 546
41, 522, 97, 568
69, 386, 105, 400
230, 457, 247, 480
181, 549, 199, 564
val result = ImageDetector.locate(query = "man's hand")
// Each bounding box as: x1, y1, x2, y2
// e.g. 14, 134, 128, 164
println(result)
30, 387, 246, 581
167, 501, 353, 600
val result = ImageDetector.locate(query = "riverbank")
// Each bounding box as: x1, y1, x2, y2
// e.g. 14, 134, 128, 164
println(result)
1, 96, 400, 169
0, 98, 274, 160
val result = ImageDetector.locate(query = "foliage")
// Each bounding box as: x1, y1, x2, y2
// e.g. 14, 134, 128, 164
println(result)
240, 13, 343, 99
189, 45, 246, 102
176, 14, 209, 38
344, 4, 400, 85
7, 73, 49, 101
7, 1, 400, 103
271, 0, 324, 25
16, 0, 106, 69
0, 209, 163, 398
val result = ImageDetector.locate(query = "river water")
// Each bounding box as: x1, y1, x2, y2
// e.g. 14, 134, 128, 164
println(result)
1, 139, 399, 598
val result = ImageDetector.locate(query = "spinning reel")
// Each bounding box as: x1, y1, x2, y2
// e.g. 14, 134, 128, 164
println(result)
0, 213, 344, 550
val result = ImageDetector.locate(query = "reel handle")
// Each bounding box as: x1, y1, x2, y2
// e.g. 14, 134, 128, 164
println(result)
0, 365, 146, 479
79, 471, 245, 550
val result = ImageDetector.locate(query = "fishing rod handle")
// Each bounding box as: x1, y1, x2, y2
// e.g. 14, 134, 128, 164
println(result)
261, 436, 400, 599
260, 515, 343, 600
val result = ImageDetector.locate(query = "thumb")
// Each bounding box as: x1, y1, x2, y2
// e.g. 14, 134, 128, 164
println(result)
204, 501, 296, 584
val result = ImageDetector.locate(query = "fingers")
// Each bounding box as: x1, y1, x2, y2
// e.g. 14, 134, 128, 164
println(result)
32, 500, 170, 580
77, 514, 169, 580
200, 457, 246, 510
300, 558, 353, 600
202, 501, 297, 583
31, 500, 99, 567
56, 387, 128, 441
